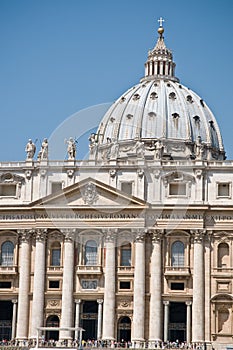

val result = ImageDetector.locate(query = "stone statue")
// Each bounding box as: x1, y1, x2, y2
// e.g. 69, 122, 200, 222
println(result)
38, 138, 48, 161
66, 137, 76, 160
135, 140, 145, 158
154, 140, 164, 159
110, 140, 119, 159
89, 133, 97, 154
195, 136, 205, 160
25, 139, 36, 160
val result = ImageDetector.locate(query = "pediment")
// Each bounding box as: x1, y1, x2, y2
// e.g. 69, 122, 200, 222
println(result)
32, 177, 147, 209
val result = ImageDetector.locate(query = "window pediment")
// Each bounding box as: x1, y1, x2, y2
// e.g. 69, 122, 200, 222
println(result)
162, 171, 195, 185
0, 173, 25, 184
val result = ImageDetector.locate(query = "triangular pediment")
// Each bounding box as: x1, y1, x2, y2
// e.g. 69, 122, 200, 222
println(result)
32, 177, 147, 209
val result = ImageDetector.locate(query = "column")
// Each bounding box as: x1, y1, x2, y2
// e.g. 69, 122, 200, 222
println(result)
97, 299, 103, 340
132, 231, 145, 346
186, 301, 192, 344
60, 230, 75, 342
163, 301, 169, 342
74, 299, 82, 340
149, 231, 163, 344
192, 230, 205, 342
16, 230, 31, 343
30, 229, 47, 338
11, 299, 17, 340
102, 230, 116, 340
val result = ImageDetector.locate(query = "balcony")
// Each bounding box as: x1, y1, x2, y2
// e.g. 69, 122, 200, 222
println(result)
117, 266, 134, 275
0, 265, 17, 275
212, 267, 233, 278
164, 266, 191, 278
47, 266, 63, 274
76, 265, 102, 275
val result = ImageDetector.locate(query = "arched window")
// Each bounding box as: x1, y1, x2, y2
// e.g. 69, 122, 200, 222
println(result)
218, 243, 229, 268
120, 243, 131, 266
171, 241, 184, 267
85, 240, 97, 265
51, 242, 61, 266
1, 241, 14, 266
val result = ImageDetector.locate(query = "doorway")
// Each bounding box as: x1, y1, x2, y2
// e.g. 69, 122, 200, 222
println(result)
81, 301, 98, 341
117, 317, 131, 343
168, 302, 186, 342
0, 301, 13, 340
45, 315, 59, 341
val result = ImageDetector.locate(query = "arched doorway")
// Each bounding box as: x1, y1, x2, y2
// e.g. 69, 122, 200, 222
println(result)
46, 315, 59, 341
168, 302, 186, 342
117, 317, 131, 343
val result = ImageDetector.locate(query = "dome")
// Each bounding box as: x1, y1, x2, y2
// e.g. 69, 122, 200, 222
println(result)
89, 21, 225, 162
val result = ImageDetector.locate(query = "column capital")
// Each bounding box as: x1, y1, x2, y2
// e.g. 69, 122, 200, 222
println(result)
133, 229, 146, 242
191, 229, 206, 243
97, 299, 104, 304
185, 301, 192, 306
150, 229, 164, 243
12, 299, 18, 304
61, 228, 76, 242
35, 229, 47, 242
163, 301, 170, 306
74, 299, 82, 304
17, 229, 32, 243
103, 228, 117, 242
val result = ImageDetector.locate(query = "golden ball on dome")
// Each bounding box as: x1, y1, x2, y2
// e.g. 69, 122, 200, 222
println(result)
158, 26, 164, 35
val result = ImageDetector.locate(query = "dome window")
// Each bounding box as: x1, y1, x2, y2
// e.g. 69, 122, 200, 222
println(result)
110, 117, 115, 123
193, 115, 200, 123
186, 95, 193, 103
126, 114, 133, 119
200, 99, 205, 107
167, 83, 171, 87
120, 97, 126, 103
209, 120, 215, 128
154, 83, 158, 87
133, 94, 140, 101
179, 85, 182, 89
148, 112, 156, 118
150, 92, 158, 100
172, 113, 180, 119
169, 92, 176, 100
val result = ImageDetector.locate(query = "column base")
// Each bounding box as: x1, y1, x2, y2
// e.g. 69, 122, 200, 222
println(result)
148, 340, 162, 348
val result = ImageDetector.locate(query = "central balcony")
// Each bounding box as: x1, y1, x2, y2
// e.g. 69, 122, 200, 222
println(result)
0, 265, 17, 275
76, 265, 102, 275
164, 266, 191, 278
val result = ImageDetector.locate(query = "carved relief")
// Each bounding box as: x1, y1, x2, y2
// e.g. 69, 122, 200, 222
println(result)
82, 182, 99, 205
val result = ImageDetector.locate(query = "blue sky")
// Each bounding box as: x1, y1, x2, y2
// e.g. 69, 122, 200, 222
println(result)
0, 0, 233, 160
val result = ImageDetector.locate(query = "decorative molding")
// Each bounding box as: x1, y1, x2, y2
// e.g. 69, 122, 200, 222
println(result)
17, 229, 32, 243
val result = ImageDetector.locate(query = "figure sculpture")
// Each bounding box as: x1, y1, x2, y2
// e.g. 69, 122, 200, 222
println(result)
66, 137, 76, 160
38, 138, 48, 161
25, 139, 36, 160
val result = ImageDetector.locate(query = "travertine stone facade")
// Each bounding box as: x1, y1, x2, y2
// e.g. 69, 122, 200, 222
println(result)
0, 22, 232, 350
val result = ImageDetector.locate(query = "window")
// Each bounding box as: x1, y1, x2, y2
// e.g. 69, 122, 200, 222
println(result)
0, 281, 11, 289
171, 282, 184, 290
84, 240, 97, 265
169, 183, 186, 196
171, 241, 184, 267
218, 243, 229, 268
51, 182, 63, 194
121, 182, 132, 196
120, 243, 131, 266
51, 242, 61, 266
0, 185, 16, 197
49, 280, 60, 289
217, 183, 230, 198
1, 241, 14, 266
119, 281, 131, 289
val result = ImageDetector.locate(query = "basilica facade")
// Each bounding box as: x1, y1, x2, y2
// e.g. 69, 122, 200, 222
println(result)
0, 22, 232, 349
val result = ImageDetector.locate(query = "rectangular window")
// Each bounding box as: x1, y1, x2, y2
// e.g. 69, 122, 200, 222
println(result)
121, 249, 131, 266
0, 281, 11, 289
119, 281, 131, 289
121, 182, 132, 196
171, 282, 184, 290
0, 185, 16, 197
49, 280, 60, 289
169, 183, 186, 196
217, 183, 230, 198
51, 182, 63, 194
51, 249, 61, 266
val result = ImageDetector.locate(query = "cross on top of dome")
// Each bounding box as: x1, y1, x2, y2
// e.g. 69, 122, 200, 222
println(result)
158, 17, 164, 27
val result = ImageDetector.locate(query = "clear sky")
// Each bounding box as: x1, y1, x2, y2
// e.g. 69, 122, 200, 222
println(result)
0, 0, 233, 161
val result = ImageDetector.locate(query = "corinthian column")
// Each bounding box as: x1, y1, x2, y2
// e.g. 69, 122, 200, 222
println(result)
102, 230, 116, 341
60, 230, 75, 342
30, 229, 47, 338
16, 230, 31, 343
192, 230, 205, 342
132, 231, 145, 346
149, 230, 163, 343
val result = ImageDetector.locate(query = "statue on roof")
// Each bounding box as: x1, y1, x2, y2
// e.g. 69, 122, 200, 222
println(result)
25, 139, 36, 160
66, 137, 76, 160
